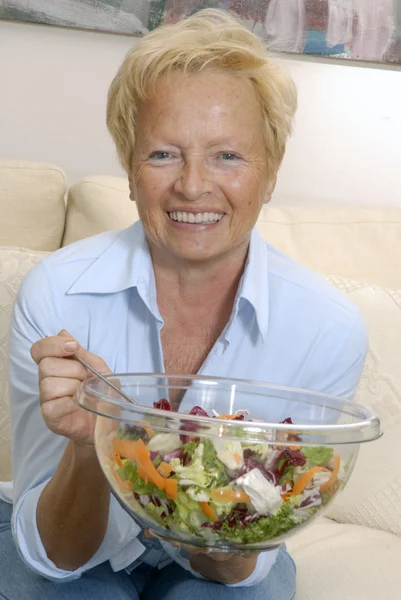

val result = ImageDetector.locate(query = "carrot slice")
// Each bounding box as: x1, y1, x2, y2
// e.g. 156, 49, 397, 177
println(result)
137, 420, 154, 438
211, 488, 250, 503
112, 439, 138, 462
135, 439, 165, 490
137, 465, 149, 483
164, 478, 178, 500
199, 502, 218, 522
289, 466, 330, 496
157, 461, 173, 478
217, 414, 241, 420
320, 455, 341, 493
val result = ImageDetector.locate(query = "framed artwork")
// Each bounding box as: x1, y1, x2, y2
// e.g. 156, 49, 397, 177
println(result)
0, 0, 400, 64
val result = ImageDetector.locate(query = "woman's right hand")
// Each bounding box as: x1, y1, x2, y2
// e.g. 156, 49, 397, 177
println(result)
31, 330, 111, 446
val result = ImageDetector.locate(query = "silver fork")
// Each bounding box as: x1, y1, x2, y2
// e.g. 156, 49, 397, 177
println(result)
73, 354, 139, 406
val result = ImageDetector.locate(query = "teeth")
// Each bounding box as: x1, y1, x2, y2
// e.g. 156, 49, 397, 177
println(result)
169, 211, 224, 224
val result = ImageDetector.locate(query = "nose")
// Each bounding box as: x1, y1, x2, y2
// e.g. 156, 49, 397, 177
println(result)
173, 157, 213, 201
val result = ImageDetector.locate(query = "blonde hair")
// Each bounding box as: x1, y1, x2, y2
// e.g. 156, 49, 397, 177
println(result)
107, 9, 297, 174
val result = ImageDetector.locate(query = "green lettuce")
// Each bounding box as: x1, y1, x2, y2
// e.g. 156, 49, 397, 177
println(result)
202, 439, 229, 487
279, 464, 295, 486
170, 443, 209, 487
170, 490, 205, 531
303, 446, 334, 466
219, 503, 296, 544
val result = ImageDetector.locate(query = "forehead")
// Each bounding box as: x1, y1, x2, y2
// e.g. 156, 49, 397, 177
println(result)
135, 70, 264, 146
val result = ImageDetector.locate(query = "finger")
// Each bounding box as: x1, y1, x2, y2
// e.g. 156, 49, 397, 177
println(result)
40, 376, 82, 405
144, 529, 154, 539
31, 332, 80, 364
57, 330, 110, 374
38, 357, 88, 382
31, 330, 110, 374
40, 395, 81, 422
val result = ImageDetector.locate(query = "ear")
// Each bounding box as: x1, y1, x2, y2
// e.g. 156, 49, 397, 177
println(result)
263, 173, 278, 205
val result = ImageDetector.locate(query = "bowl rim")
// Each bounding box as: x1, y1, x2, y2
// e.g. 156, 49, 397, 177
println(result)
77, 372, 382, 445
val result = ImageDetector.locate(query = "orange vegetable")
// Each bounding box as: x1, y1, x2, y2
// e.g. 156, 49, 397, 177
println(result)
216, 414, 240, 420
289, 466, 330, 496
320, 455, 341, 493
211, 488, 250, 503
135, 439, 165, 490
199, 502, 218, 522
111, 452, 123, 469
137, 465, 148, 483
164, 478, 178, 500
157, 461, 173, 478
137, 420, 154, 438
112, 439, 138, 462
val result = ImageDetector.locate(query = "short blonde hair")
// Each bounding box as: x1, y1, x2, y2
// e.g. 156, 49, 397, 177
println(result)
107, 9, 297, 174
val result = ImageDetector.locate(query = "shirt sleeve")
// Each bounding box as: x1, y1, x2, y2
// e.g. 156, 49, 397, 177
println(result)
8, 262, 145, 580
317, 312, 369, 401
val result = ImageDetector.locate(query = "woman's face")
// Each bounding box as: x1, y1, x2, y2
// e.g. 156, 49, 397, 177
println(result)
130, 70, 277, 265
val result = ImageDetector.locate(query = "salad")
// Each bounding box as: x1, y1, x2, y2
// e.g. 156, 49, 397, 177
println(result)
108, 399, 347, 546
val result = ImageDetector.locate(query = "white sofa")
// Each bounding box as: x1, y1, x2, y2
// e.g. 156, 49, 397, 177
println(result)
1, 158, 401, 599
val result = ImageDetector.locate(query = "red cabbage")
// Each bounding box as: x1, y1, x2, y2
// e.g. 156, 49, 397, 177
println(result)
188, 406, 210, 417
164, 449, 184, 462
153, 398, 172, 410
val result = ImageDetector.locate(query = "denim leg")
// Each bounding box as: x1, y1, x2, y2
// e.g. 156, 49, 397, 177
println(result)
0, 500, 138, 600
141, 545, 296, 600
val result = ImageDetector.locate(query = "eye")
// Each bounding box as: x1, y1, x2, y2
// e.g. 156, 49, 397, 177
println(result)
219, 152, 241, 162
149, 151, 173, 161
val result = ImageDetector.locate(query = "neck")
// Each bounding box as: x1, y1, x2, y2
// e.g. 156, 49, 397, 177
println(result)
150, 240, 250, 312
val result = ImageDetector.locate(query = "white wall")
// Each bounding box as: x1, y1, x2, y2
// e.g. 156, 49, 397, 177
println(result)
1, 19, 400, 205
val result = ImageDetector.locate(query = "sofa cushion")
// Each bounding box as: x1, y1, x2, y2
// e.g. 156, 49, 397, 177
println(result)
0, 159, 67, 251
259, 203, 401, 288
287, 518, 401, 600
0, 247, 49, 481
62, 176, 138, 246
325, 277, 401, 537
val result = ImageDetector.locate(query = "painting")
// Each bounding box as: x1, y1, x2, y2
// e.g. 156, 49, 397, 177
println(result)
0, 0, 400, 64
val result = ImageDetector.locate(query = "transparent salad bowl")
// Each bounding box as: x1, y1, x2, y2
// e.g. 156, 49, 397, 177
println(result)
76, 374, 382, 552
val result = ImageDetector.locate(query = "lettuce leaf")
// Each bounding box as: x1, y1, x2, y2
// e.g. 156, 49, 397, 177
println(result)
218, 503, 296, 543
202, 439, 229, 487
303, 446, 334, 466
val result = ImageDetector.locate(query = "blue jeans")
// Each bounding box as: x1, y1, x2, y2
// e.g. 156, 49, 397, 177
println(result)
0, 500, 296, 599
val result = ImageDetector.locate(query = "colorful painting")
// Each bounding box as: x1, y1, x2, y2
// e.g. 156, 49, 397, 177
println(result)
0, 0, 400, 64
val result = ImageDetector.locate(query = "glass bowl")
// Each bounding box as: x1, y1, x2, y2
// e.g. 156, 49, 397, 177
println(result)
76, 373, 381, 552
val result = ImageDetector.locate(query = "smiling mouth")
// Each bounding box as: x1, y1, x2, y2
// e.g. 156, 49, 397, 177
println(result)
168, 211, 224, 224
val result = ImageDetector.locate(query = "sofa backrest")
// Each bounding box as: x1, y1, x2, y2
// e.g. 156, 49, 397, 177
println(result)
0, 159, 67, 251
62, 176, 401, 289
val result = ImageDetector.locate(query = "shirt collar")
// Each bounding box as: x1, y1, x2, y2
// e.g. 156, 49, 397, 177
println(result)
67, 221, 269, 338
67, 221, 151, 295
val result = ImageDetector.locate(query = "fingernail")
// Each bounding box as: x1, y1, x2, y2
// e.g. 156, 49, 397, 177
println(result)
63, 341, 78, 352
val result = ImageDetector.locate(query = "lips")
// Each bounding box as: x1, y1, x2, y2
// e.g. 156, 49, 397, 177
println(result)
168, 211, 224, 224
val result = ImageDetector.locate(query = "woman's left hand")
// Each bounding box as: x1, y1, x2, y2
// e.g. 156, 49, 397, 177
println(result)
188, 549, 258, 584
144, 529, 258, 584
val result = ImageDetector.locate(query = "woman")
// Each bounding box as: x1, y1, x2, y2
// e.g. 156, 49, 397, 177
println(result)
0, 9, 368, 600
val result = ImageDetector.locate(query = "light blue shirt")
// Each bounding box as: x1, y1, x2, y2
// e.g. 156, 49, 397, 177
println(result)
5, 221, 368, 584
